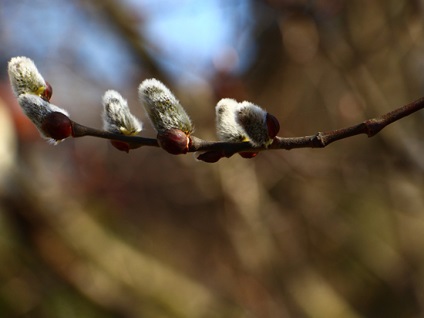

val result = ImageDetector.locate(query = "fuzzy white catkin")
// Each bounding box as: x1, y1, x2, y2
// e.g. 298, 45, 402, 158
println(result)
8, 56, 47, 97
236, 101, 271, 147
102, 90, 142, 135
138, 79, 193, 134
17, 93, 69, 142
215, 98, 247, 142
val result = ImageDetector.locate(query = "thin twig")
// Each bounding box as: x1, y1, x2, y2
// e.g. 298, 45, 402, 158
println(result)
272, 95, 424, 150
71, 121, 159, 147
69, 96, 424, 160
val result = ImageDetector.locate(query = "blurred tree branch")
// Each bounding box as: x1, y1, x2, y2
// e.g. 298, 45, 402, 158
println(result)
77, 0, 167, 80
2, 169, 240, 317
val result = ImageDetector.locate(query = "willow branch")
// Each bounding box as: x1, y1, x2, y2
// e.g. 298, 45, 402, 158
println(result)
271, 95, 424, 150
70, 96, 424, 159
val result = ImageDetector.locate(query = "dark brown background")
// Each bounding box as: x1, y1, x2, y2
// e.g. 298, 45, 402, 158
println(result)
0, 1, 424, 317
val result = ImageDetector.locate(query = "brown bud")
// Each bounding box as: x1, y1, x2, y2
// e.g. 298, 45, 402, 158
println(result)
239, 152, 259, 159
41, 111, 72, 141
110, 140, 130, 153
41, 81, 53, 101
157, 128, 190, 155
196, 151, 225, 163
266, 113, 280, 139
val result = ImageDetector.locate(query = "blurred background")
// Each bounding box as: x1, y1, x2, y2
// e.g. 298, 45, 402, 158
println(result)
1, 0, 424, 317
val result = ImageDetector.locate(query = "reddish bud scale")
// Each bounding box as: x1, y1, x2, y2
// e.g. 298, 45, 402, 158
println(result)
239, 152, 259, 159
41, 81, 53, 101
110, 140, 130, 153
157, 128, 190, 155
41, 111, 72, 140
197, 151, 225, 163
266, 113, 280, 139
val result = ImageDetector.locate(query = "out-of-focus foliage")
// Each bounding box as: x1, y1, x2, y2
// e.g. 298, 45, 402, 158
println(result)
1, 0, 424, 317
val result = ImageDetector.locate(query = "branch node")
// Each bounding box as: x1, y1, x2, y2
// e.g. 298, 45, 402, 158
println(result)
315, 132, 328, 147
363, 119, 383, 137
